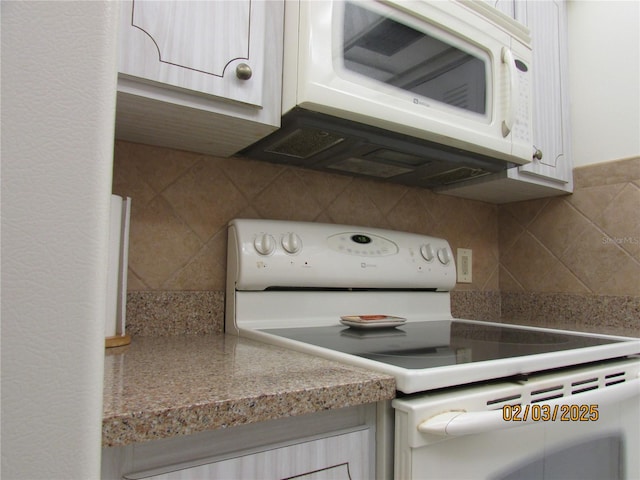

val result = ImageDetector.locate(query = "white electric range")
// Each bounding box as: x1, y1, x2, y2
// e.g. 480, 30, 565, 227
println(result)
225, 219, 640, 480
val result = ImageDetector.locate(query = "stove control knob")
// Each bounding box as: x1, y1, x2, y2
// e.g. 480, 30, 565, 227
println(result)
281, 232, 302, 254
420, 244, 435, 262
437, 247, 452, 265
254, 233, 276, 256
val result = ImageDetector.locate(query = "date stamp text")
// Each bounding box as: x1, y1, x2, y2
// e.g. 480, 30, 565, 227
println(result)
502, 404, 599, 422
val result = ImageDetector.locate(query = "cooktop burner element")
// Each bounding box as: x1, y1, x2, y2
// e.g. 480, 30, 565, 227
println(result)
225, 219, 640, 393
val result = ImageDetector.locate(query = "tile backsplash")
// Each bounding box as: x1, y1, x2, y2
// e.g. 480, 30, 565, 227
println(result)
498, 157, 639, 335
113, 141, 499, 293
113, 141, 639, 336
499, 157, 639, 297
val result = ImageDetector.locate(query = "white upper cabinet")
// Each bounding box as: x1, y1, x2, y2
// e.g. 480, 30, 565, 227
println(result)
489, 0, 515, 19
514, 0, 572, 184
119, 1, 263, 107
115, 0, 284, 157
442, 0, 573, 203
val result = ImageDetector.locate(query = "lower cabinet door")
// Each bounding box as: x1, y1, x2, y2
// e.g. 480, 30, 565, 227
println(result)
127, 429, 370, 480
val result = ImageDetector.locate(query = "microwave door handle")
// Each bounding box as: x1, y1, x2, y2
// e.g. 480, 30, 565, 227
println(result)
501, 47, 518, 137
417, 376, 640, 437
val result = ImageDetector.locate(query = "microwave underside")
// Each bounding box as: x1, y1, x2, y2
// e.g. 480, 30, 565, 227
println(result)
241, 108, 516, 188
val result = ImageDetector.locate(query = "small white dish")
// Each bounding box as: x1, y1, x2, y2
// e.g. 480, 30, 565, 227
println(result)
340, 315, 406, 329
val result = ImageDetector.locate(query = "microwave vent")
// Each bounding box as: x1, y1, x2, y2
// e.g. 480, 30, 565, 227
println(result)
265, 128, 345, 159
240, 108, 515, 189
328, 157, 413, 178
423, 167, 490, 185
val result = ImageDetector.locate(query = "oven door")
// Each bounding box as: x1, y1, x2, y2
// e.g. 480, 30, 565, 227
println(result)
393, 359, 640, 480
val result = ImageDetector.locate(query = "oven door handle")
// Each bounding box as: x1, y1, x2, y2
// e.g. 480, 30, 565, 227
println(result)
417, 377, 640, 437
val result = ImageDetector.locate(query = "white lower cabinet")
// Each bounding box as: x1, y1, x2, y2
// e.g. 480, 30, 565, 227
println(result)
102, 405, 378, 480
128, 429, 367, 480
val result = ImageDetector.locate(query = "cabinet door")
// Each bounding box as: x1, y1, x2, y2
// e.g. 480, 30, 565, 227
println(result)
486, 0, 515, 19
127, 429, 370, 480
491, 0, 571, 183
119, 0, 265, 107
515, 0, 571, 183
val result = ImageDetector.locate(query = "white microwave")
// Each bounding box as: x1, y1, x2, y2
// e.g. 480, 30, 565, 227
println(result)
243, 0, 533, 188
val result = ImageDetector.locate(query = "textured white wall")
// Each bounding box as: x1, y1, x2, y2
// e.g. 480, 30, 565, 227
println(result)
1, 1, 119, 478
567, 0, 640, 166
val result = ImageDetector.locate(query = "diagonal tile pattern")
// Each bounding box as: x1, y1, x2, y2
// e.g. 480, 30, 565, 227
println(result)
113, 141, 500, 292
162, 158, 249, 242
113, 142, 638, 299
498, 157, 640, 296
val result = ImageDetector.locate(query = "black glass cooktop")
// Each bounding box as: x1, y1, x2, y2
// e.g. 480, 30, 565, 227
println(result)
262, 320, 623, 369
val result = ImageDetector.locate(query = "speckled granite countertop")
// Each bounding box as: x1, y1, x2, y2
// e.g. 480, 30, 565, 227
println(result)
103, 335, 395, 447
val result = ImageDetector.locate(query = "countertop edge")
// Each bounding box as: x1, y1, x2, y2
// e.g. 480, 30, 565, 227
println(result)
102, 335, 396, 447
103, 378, 395, 447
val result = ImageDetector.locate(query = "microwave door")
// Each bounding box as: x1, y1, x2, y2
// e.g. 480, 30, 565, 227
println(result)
342, 1, 488, 118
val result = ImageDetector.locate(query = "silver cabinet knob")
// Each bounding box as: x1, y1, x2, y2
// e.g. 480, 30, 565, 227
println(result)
533, 148, 543, 160
235, 63, 252, 80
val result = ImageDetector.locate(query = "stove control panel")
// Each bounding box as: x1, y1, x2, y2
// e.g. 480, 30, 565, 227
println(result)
326, 232, 398, 257
228, 219, 457, 291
